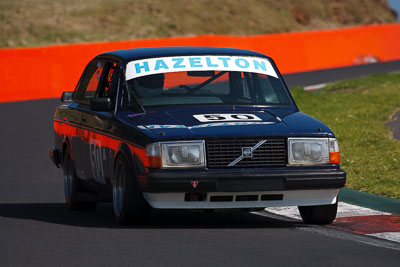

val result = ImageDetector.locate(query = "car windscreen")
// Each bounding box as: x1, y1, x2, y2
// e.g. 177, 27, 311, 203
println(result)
123, 55, 292, 108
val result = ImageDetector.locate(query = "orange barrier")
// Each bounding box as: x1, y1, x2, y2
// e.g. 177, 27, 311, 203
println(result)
1, 24, 400, 102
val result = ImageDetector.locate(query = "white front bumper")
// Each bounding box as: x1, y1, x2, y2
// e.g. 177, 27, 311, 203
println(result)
143, 189, 338, 209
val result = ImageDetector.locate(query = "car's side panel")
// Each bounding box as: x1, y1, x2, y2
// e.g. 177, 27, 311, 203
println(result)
54, 110, 150, 194
80, 107, 111, 184
53, 57, 154, 195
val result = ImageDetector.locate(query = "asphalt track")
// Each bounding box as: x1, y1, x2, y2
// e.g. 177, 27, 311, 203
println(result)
284, 59, 400, 88
1, 62, 400, 266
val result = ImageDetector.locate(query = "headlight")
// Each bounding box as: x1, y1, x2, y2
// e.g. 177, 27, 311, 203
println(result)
288, 138, 340, 165
146, 141, 206, 168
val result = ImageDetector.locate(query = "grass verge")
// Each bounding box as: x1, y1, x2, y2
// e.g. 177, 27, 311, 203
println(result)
291, 73, 400, 199
0, 0, 396, 48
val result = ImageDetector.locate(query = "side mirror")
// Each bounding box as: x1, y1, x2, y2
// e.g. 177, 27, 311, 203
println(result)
61, 92, 73, 102
90, 97, 113, 111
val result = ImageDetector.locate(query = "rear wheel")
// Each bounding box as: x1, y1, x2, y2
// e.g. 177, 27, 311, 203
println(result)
113, 155, 151, 225
63, 149, 97, 211
298, 200, 338, 225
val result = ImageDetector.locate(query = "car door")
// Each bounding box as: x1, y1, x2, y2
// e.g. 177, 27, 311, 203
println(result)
70, 60, 106, 181
80, 60, 120, 186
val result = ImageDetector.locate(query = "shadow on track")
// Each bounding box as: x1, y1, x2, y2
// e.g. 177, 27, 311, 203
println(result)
0, 202, 303, 230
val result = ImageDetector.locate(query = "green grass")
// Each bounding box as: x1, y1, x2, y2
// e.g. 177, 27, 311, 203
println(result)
0, 0, 396, 48
291, 73, 400, 199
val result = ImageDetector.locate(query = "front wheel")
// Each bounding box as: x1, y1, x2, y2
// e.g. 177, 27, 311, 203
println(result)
113, 155, 151, 225
298, 201, 338, 225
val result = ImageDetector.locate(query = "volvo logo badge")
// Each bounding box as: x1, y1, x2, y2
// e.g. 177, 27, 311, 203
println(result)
242, 147, 253, 158
228, 140, 267, 167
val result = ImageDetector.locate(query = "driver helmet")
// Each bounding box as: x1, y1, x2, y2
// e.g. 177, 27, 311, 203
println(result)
133, 73, 165, 97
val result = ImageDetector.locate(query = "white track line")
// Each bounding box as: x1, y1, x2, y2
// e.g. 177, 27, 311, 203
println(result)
368, 232, 400, 243
265, 202, 389, 219
303, 83, 327, 91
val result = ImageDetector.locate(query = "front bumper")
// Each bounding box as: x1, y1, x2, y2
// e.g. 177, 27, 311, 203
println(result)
139, 168, 346, 193
143, 189, 339, 209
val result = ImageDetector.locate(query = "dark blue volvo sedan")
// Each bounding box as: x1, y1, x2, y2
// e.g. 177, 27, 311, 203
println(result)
49, 47, 346, 225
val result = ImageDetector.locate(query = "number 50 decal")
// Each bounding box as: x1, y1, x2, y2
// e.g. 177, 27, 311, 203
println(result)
193, 114, 262, 122
89, 140, 106, 179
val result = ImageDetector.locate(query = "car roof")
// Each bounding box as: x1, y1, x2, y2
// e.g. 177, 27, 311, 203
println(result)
97, 47, 272, 63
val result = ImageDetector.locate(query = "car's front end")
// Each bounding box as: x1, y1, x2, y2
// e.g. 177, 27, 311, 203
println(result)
116, 49, 346, 224
125, 106, 345, 210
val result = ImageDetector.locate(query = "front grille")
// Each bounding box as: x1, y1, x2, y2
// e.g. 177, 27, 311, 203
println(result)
206, 139, 286, 168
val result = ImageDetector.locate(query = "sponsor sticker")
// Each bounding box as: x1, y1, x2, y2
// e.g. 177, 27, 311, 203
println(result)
193, 114, 262, 122
89, 139, 106, 184
125, 55, 278, 80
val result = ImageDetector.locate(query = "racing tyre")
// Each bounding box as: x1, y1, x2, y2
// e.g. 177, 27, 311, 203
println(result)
63, 149, 97, 211
113, 155, 151, 225
298, 200, 338, 225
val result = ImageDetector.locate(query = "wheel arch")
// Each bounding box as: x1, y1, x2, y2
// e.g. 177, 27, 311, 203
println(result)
113, 143, 148, 191
113, 143, 137, 183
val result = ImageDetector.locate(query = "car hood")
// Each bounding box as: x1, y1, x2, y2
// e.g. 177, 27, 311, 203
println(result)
125, 106, 334, 140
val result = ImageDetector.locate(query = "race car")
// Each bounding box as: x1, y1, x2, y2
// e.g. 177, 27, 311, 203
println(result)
49, 47, 346, 225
